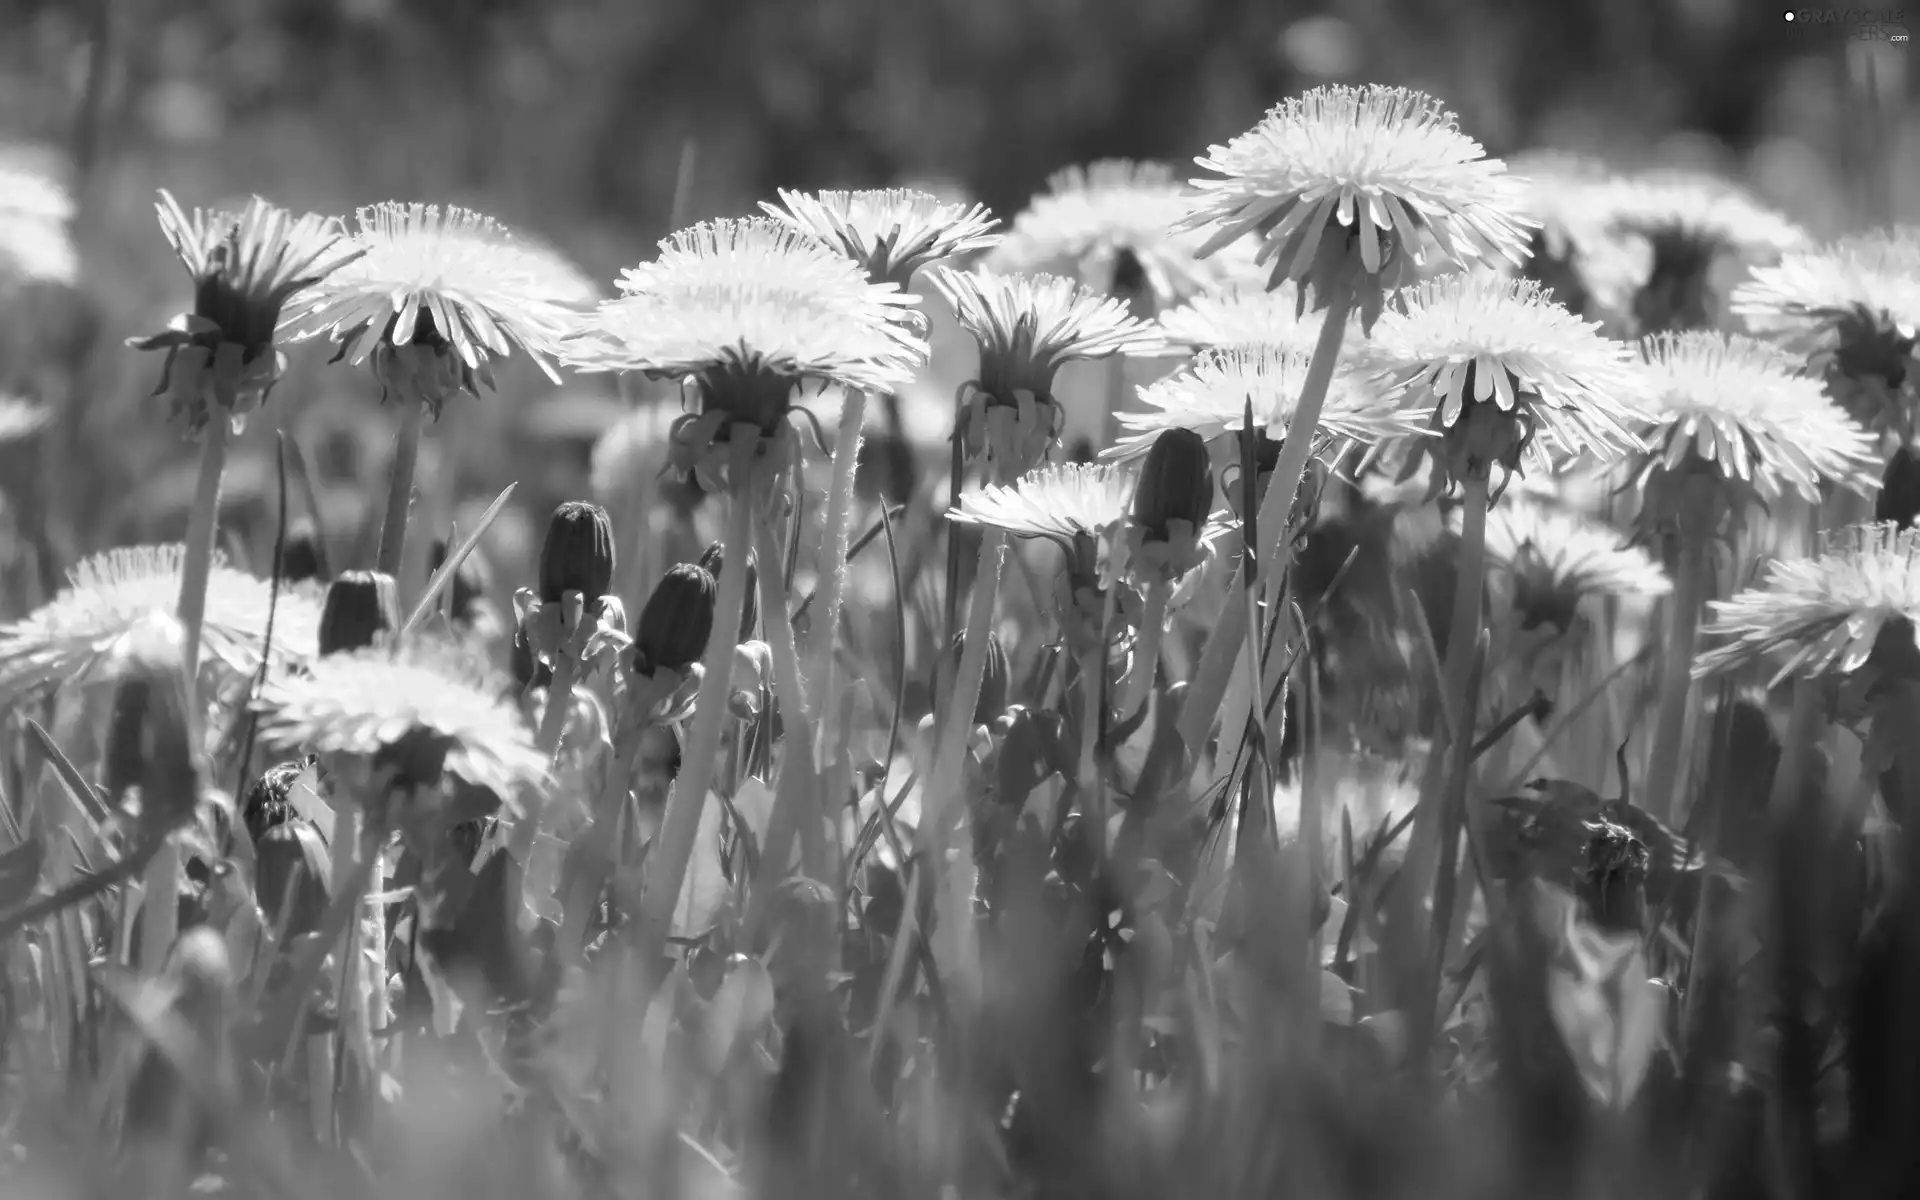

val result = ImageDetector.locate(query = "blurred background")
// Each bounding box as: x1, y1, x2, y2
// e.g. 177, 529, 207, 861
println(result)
1, 0, 1915, 610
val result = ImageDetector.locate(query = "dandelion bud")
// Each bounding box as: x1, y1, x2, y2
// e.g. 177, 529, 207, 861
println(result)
1131, 428, 1214, 542
538, 501, 616, 604
101, 614, 198, 821
699, 541, 757, 641
279, 523, 324, 585
1876, 443, 1920, 529
635, 563, 717, 676
942, 630, 1010, 726
318, 571, 399, 656
371, 725, 459, 793
511, 623, 553, 689
856, 431, 918, 506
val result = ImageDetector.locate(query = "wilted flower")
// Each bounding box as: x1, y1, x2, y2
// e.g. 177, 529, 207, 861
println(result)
634, 562, 717, 677
1695, 522, 1920, 685
1362, 272, 1644, 486
1153, 282, 1348, 359
317, 571, 400, 656
128, 193, 355, 433
926, 267, 1164, 483
565, 218, 926, 488
254, 637, 546, 799
0, 151, 77, 289
761, 187, 1001, 289
1596, 171, 1806, 334
1731, 227, 1920, 438
1110, 343, 1422, 463
0, 544, 323, 701
1629, 331, 1877, 528
280, 202, 587, 417
987, 160, 1259, 314
0, 393, 50, 445
1473, 493, 1671, 634
1183, 84, 1534, 330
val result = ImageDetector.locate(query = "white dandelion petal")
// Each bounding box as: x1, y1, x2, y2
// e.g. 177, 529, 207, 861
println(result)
1108, 343, 1425, 461
1696, 522, 1920, 684
1472, 492, 1671, 609
762, 187, 1000, 287
1153, 282, 1356, 358
1598, 171, 1806, 262
926, 266, 1166, 394
564, 216, 926, 396
987, 160, 1263, 306
1183, 84, 1535, 287
0, 544, 324, 701
1361, 271, 1646, 466
1633, 330, 1877, 503
282, 202, 588, 382
1731, 226, 1920, 354
254, 637, 546, 797
949, 461, 1141, 547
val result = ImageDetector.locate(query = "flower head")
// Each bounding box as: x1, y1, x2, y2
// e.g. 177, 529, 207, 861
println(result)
566, 218, 926, 486
1154, 282, 1351, 359
1361, 272, 1645, 485
253, 637, 545, 799
0, 151, 77, 289
950, 461, 1140, 558
1503, 151, 1640, 324
0, 544, 323, 701
1731, 227, 1920, 437
1629, 331, 1877, 515
1184, 84, 1533, 330
1695, 522, 1920, 686
1473, 493, 1671, 634
986, 160, 1260, 313
926, 266, 1164, 482
281, 202, 589, 417
1110, 343, 1422, 463
128, 192, 355, 433
0, 393, 50, 444
761, 187, 1000, 289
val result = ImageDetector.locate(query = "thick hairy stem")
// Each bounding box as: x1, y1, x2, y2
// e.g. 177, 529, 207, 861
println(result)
807, 390, 867, 740
633, 433, 755, 972
375, 399, 425, 583
1177, 277, 1355, 757
1644, 537, 1711, 822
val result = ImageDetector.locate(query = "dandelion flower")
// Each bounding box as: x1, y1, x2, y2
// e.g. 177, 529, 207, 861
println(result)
128, 193, 355, 432
1596, 171, 1805, 334
253, 637, 545, 798
0, 152, 77, 289
1695, 522, 1920, 685
0, 394, 50, 444
1474, 493, 1671, 633
1630, 331, 1877, 516
986, 160, 1259, 313
1110, 343, 1422, 462
1503, 150, 1640, 324
1183, 84, 1534, 329
1362, 271, 1645, 486
949, 461, 1140, 554
1154, 282, 1351, 358
281, 202, 589, 416
1731, 226, 1920, 437
0, 544, 323, 701
926, 266, 1164, 482
566, 217, 926, 485
762, 187, 1001, 289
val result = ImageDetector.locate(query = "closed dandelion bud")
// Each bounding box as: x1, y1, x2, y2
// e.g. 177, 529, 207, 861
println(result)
1131, 428, 1213, 542
635, 563, 717, 676
1876, 443, 1920, 529
699, 541, 757, 641
511, 624, 553, 689
538, 501, 616, 604
279, 523, 324, 585
318, 570, 399, 656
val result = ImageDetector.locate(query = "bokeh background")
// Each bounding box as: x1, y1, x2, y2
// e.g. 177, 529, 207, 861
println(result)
2, 0, 1916, 613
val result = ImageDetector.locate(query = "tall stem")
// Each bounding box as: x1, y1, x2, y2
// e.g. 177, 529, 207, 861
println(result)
1118, 579, 1169, 718
1644, 537, 1712, 822
1176, 278, 1355, 757
633, 432, 755, 972
807, 390, 866, 742
754, 503, 823, 878
376, 400, 425, 583
507, 653, 581, 873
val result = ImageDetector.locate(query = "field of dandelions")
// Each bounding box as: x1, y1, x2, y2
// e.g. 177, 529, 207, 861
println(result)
3, 78, 1920, 1199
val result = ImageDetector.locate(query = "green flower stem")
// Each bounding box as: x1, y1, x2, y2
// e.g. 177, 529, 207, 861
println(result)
145, 412, 231, 972
508, 650, 581, 872
633, 431, 756, 972
1118, 578, 1170, 718
1176, 275, 1355, 758
753, 501, 825, 878
1643, 535, 1713, 822
1767, 675, 1826, 1198
375, 398, 425, 583
806, 390, 867, 740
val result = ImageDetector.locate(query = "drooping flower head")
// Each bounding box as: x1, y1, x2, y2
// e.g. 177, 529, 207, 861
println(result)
1731, 227, 1920, 440
1595, 171, 1806, 335
761, 187, 1000, 290
565, 217, 927, 488
1154, 282, 1351, 360
0, 150, 78, 290
1183, 84, 1534, 331
281, 202, 591, 419
254, 636, 545, 800
1628, 331, 1877, 540
1361, 271, 1645, 490
127, 192, 356, 434
1472, 492, 1671, 635
987, 160, 1261, 315
926, 266, 1165, 484
1695, 522, 1920, 688
0, 544, 324, 702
